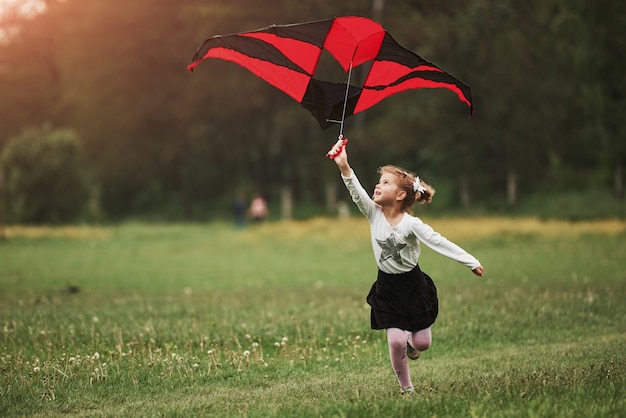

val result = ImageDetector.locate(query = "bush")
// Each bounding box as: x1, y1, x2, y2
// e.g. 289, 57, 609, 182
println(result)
0, 126, 92, 224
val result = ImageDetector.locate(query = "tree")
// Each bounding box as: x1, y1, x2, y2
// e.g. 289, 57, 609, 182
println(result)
1, 0, 623, 220
0, 126, 91, 223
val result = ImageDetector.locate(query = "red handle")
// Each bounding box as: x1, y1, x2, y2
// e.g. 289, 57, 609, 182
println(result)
326, 137, 348, 159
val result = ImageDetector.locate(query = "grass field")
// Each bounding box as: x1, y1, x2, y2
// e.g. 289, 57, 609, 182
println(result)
1, 217, 625, 417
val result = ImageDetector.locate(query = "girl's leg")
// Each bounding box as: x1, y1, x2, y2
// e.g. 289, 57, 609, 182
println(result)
409, 327, 432, 352
386, 328, 412, 389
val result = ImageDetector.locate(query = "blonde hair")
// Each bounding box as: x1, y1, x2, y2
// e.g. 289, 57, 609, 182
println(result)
378, 165, 436, 214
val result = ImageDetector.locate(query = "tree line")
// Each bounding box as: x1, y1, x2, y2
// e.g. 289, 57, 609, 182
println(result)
0, 0, 624, 223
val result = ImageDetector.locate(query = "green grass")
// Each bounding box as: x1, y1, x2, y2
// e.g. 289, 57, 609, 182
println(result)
1, 218, 625, 417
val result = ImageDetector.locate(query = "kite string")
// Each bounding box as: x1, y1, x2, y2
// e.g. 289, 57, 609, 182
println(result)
339, 61, 353, 139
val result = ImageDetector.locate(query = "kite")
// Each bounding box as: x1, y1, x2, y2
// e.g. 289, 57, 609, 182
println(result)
187, 16, 473, 158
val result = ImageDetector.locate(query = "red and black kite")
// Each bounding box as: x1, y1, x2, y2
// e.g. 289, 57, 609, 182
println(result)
187, 16, 473, 131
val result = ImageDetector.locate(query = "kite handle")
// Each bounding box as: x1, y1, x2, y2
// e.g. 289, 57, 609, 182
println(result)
326, 136, 348, 160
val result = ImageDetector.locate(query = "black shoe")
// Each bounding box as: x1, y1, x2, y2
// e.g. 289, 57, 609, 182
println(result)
406, 342, 420, 360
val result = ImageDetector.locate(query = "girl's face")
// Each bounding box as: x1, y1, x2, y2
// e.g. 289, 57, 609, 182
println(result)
373, 172, 405, 205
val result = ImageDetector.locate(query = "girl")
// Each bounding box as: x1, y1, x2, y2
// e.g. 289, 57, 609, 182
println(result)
330, 140, 484, 395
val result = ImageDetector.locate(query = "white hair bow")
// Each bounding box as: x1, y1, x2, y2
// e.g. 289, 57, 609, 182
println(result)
413, 176, 426, 194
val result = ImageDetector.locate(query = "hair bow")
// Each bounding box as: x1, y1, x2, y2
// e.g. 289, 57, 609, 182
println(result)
413, 176, 426, 194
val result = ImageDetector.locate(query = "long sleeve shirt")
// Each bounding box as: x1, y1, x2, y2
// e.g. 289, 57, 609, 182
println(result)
342, 170, 481, 274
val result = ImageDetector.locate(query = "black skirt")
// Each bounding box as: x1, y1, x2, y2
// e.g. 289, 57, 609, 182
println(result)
366, 264, 438, 332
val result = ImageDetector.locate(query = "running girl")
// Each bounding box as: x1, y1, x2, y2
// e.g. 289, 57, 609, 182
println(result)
329, 140, 484, 394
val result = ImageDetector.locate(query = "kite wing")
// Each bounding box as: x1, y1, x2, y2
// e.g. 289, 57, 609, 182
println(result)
357, 33, 473, 115
187, 16, 473, 129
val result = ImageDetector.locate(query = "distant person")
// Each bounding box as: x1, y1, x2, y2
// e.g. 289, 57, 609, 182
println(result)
249, 194, 268, 223
328, 139, 484, 395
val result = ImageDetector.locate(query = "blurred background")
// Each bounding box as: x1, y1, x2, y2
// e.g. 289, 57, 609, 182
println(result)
0, 0, 624, 224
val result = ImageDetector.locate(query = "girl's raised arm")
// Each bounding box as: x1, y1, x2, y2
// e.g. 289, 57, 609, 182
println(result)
328, 138, 352, 177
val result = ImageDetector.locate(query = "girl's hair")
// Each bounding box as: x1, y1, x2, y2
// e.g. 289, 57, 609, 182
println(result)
378, 165, 435, 214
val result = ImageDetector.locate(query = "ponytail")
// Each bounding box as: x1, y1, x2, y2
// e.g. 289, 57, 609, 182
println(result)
414, 179, 435, 204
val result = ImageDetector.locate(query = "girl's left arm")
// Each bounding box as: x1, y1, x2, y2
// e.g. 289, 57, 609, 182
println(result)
412, 220, 482, 272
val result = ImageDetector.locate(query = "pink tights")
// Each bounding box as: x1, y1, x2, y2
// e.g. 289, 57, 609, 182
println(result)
386, 327, 432, 389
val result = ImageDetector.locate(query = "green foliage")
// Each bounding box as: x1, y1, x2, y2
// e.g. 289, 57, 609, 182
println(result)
0, 126, 92, 224
0, 219, 625, 416
0, 0, 624, 220
512, 189, 626, 221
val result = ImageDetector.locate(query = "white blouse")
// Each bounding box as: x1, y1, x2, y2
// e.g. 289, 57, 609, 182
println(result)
342, 170, 481, 274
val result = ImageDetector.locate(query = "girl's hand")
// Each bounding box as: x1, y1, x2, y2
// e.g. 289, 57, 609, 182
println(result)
326, 137, 348, 159
330, 139, 352, 177
472, 266, 484, 277
333, 144, 347, 166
